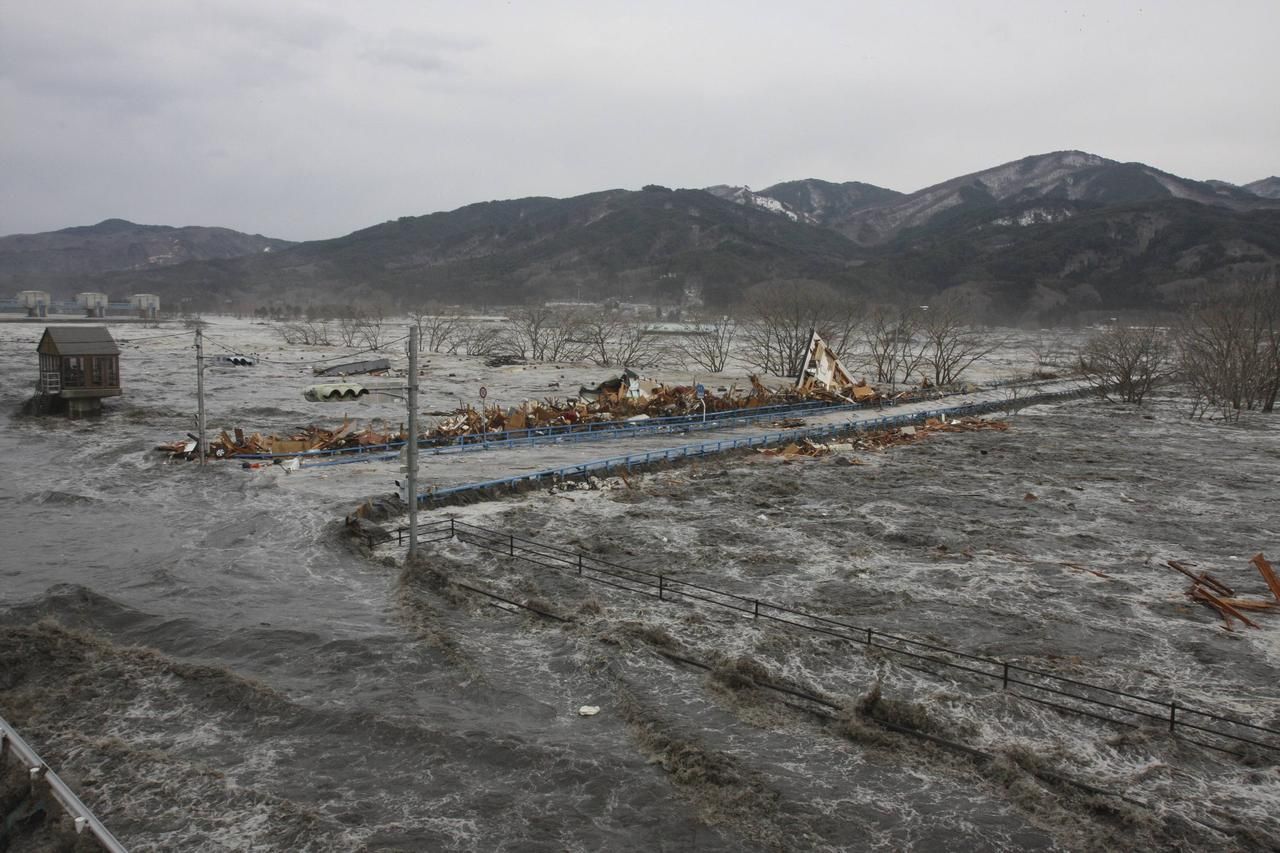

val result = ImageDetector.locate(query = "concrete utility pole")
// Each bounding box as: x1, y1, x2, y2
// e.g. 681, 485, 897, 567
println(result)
195, 327, 207, 465
406, 326, 420, 557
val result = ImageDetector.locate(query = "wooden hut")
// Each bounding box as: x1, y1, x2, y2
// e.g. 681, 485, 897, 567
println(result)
36, 326, 122, 416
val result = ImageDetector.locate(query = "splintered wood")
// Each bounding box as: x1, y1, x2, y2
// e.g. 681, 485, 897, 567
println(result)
757, 416, 1008, 459
1170, 553, 1280, 631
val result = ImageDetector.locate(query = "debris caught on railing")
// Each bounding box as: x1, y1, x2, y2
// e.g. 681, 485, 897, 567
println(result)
158, 367, 898, 462
156, 416, 402, 461
756, 416, 1009, 459
1168, 555, 1279, 631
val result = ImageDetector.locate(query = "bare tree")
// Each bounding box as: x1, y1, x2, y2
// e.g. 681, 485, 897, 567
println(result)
580, 314, 658, 367
1028, 331, 1073, 377
355, 309, 386, 349
453, 319, 505, 356
1179, 284, 1280, 420
738, 280, 857, 377
410, 304, 465, 353
919, 292, 1007, 386
1077, 324, 1173, 404
277, 320, 332, 346
335, 314, 361, 347
860, 302, 928, 385
673, 315, 737, 373
503, 306, 588, 362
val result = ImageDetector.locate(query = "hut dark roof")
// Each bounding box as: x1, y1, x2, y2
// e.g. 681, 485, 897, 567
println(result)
38, 326, 121, 356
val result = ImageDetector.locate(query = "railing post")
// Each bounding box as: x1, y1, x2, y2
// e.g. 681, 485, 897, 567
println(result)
577, 553, 583, 576
658, 575, 665, 601
397, 528, 403, 546
866, 627, 873, 645
509, 534, 515, 556
753, 600, 759, 619
1002, 661, 1009, 690
1169, 701, 1177, 733
449, 516, 455, 539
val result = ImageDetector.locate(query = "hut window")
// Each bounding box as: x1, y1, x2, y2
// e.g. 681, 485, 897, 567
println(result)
91, 357, 104, 385
63, 356, 85, 386
106, 358, 118, 385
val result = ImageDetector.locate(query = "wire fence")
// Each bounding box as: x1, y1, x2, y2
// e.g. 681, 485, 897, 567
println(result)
397, 516, 1280, 759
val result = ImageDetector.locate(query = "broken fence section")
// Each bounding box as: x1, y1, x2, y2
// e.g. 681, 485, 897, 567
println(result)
401, 518, 1280, 760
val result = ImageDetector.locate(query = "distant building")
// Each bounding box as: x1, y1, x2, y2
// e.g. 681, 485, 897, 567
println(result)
36, 326, 122, 417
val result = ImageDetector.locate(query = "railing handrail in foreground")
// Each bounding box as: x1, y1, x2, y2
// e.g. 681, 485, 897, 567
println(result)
1, 715, 128, 852
397, 516, 1280, 758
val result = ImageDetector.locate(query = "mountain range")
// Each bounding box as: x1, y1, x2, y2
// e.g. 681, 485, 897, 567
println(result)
4, 151, 1278, 323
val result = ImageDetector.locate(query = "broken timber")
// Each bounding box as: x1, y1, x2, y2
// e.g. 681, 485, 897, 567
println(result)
1169, 554, 1279, 631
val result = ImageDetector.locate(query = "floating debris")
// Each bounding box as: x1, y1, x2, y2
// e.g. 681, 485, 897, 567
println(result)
756, 417, 1009, 459
1168, 555, 1279, 631
157, 417, 401, 461
157, 366, 906, 463
314, 357, 391, 377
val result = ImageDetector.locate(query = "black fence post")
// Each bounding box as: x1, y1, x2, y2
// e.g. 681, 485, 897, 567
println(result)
397, 528, 403, 546
509, 534, 515, 557
754, 600, 760, 619
577, 553, 583, 576
1002, 662, 1009, 690
658, 575, 665, 601
449, 517, 455, 539
866, 627, 873, 645
1169, 701, 1177, 733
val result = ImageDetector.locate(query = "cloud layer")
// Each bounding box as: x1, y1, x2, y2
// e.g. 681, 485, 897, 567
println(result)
2, 0, 1277, 240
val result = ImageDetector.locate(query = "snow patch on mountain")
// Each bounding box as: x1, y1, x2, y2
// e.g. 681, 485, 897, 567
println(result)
991, 207, 1074, 226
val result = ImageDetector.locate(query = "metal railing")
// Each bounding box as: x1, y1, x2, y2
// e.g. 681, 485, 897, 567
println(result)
236, 397, 891, 462
1, 715, 127, 851
236, 377, 1067, 463
397, 517, 1280, 759
410, 385, 1086, 503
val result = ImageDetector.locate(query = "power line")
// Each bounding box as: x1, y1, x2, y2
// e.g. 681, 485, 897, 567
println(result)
200, 331, 410, 367
114, 330, 198, 344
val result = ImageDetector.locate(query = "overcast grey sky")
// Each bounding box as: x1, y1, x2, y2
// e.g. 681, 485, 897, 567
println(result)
2, 0, 1276, 241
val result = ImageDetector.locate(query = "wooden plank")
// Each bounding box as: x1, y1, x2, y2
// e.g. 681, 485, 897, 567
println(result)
1165, 559, 1201, 584
1196, 571, 1235, 598
1191, 586, 1261, 629
1218, 599, 1277, 612
1251, 553, 1280, 603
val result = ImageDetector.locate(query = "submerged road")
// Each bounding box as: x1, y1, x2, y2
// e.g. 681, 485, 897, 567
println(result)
286, 378, 1086, 500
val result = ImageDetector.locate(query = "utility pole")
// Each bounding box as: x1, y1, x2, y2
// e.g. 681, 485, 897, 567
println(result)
195, 327, 207, 465
406, 326, 420, 557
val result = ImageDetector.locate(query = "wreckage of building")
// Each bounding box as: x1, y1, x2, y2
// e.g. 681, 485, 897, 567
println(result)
158, 332, 895, 463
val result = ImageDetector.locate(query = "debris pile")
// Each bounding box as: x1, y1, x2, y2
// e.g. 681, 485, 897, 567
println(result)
1167, 553, 1280, 631
757, 417, 1008, 459
314, 358, 391, 377
157, 417, 401, 460
156, 358, 899, 462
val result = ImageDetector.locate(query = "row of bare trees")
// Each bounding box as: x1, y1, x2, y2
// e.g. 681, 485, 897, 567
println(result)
276, 281, 1009, 385
1075, 283, 1280, 421
734, 280, 1004, 386
278, 310, 390, 349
